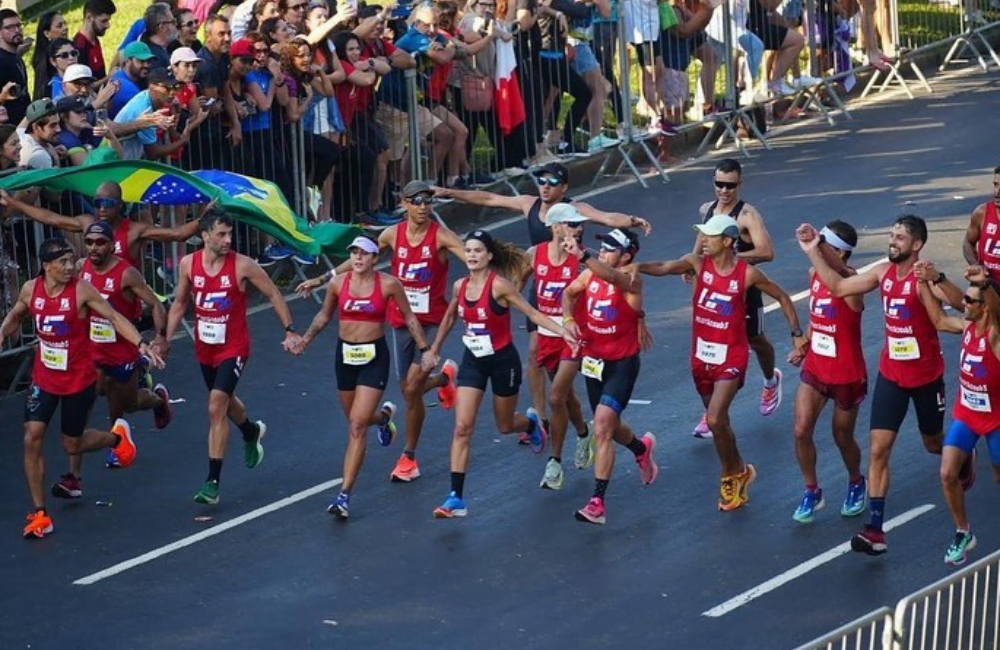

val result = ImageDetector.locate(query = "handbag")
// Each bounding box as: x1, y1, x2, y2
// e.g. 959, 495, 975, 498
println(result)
461, 73, 495, 112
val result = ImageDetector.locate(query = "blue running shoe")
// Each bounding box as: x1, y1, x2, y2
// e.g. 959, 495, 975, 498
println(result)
792, 488, 825, 524
377, 401, 397, 447
360, 211, 404, 230
526, 407, 548, 454
841, 476, 867, 517
264, 243, 294, 260
327, 492, 350, 519
292, 251, 317, 265
433, 492, 467, 518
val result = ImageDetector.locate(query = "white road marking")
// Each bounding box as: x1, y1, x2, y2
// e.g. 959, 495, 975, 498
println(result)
73, 478, 344, 586
762, 258, 885, 313
628, 399, 652, 405
701, 503, 936, 618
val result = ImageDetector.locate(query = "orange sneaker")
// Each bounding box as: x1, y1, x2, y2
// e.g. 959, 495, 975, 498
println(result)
23, 510, 53, 539
390, 454, 421, 482
437, 359, 458, 410
111, 418, 137, 467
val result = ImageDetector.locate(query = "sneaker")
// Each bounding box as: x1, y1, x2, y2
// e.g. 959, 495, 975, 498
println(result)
944, 530, 977, 566
360, 211, 404, 229
390, 454, 421, 482
433, 491, 468, 518
658, 119, 679, 136
759, 369, 783, 416
51, 473, 83, 499
194, 479, 220, 505
851, 525, 887, 555
525, 407, 548, 454
557, 141, 589, 158
768, 79, 798, 96
636, 432, 658, 485
469, 171, 497, 186
105, 449, 121, 468
437, 359, 458, 410
22, 510, 53, 539
574, 422, 595, 470
960, 448, 977, 492
587, 134, 622, 153
792, 74, 823, 89
327, 492, 350, 519
693, 413, 712, 439
718, 463, 756, 511
257, 252, 276, 268
264, 243, 294, 260
112, 419, 136, 467
540, 458, 565, 490
792, 488, 825, 523
244, 420, 266, 469
152, 383, 172, 430
574, 497, 606, 525
449, 176, 470, 189
292, 251, 318, 265
841, 476, 867, 517
377, 401, 397, 447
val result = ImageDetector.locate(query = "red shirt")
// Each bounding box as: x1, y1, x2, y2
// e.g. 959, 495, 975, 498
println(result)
73, 32, 106, 80
582, 273, 640, 362
690, 257, 749, 370
30, 277, 95, 395
879, 265, 944, 388
387, 221, 448, 328
111, 218, 142, 271
533, 243, 579, 337
338, 271, 389, 324
337, 59, 374, 127
458, 271, 512, 355
426, 28, 455, 102
803, 271, 866, 384
81, 258, 141, 367
954, 324, 1000, 435
192, 250, 250, 365
977, 202, 1000, 277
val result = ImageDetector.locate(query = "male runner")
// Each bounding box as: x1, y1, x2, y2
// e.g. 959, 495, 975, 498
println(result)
962, 165, 1000, 276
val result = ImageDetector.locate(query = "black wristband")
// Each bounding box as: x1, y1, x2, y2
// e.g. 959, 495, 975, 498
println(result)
419, 344, 431, 353
932, 272, 946, 285
580, 250, 592, 264
791, 328, 804, 338
285, 324, 297, 333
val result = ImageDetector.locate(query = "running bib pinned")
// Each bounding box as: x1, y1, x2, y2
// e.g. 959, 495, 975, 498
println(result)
960, 385, 992, 413
342, 343, 376, 366
405, 288, 429, 314
89, 319, 117, 343
581, 356, 605, 380
887, 336, 920, 361
198, 321, 227, 345
40, 341, 68, 371
810, 332, 836, 358
695, 337, 729, 365
463, 333, 495, 358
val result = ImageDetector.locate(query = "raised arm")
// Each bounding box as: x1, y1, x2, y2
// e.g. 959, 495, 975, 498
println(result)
0, 190, 90, 232
637, 253, 699, 277
801, 230, 883, 297
573, 201, 652, 234
136, 217, 202, 243
433, 186, 529, 212
919, 282, 965, 334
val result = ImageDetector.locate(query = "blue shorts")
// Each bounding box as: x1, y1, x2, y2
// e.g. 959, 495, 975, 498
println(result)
944, 419, 1000, 465
572, 42, 600, 75
98, 359, 140, 384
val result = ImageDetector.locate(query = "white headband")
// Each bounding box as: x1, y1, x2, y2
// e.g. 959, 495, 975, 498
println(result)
820, 226, 854, 252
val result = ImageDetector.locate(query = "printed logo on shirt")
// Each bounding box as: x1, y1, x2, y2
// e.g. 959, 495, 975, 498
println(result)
810, 296, 836, 320
696, 289, 734, 316
399, 261, 431, 283
35, 314, 69, 336
883, 297, 911, 321
961, 349, 988, 379
196, 291, 232, 312
343, 299, 375, 313
194, 276, 205, 288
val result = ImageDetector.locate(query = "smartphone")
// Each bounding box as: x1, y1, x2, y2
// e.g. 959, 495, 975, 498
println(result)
95, 108, 108, 123
204, 97, 218, 109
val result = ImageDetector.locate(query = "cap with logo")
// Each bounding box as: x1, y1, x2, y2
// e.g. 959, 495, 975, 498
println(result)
123, 41, 157, 61
544, 203, 589, 226
85, 220, 115, 240
402, 180, 434, 199
596, 228, 639, 254
63, 64, 95, 84
170, 46, 202, 65
347, 236, 379, 254
694, 214, 740, 239
531, 162, 569, 184
25, 99, 57, 126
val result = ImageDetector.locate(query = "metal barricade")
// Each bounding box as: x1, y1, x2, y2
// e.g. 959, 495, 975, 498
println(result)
792, 607, 894, 650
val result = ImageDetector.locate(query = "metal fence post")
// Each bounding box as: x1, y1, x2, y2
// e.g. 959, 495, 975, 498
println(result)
404, 68, 423, 182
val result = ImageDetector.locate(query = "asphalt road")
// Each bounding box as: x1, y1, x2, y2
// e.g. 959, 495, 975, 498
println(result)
2, 68, 999, 650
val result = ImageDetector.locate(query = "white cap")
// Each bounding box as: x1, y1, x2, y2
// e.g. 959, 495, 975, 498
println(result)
694, 214, 740, 238
545, 203, 589, 226
170, 47, 202, 65
64, 64, 95, 83
347, 236, 379, 254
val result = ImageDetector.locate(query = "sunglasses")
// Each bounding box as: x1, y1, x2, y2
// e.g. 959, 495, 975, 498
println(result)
289, 3, 307, 9
714, 180, 739, 190
182, 19, 198, 28
537, 176, 563, 187
54, 49, 80, 59
408, 195, 434, 206
94, 197, 122, 209
964, 295, 985, 305
84, 237, 110, 246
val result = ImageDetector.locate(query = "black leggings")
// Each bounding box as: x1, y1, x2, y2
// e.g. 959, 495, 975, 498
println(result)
539, 55, 593, 144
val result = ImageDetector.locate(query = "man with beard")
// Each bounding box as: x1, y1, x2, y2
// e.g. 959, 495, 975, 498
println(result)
73, 0, 116, 81
0, 9, 30, 124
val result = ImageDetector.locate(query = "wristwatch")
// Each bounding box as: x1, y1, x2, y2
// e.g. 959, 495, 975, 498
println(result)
285, 324, 297, 333
580, 250, 592, 264
791, 328, 804, 338
932, 272, 946, 285
419, 344, 431, 353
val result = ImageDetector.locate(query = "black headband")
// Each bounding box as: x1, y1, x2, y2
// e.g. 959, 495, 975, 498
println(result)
40, 243, 74, 264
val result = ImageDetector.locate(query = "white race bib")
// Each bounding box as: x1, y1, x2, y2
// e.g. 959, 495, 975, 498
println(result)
887, 336, 920, 361
40, 341, 68, 371
537, 325, 561, 338
810, 332, 836, 358
581, 356, 605, 380
405, 288, 430, 314
960, 385, 992, 413
695, 337, 729, 365
462, 333, 495, 358
342, 343, 377, 366
89, 319, 116, 343
198, 320, 228, 345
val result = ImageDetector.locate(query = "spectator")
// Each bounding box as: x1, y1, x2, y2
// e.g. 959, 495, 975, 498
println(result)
109, 41, 157, 118
55, 96, 106, 165
281, 0, 309, 34
170, 8, 204, 52
622, 0, 668, 133
19, 99, 61, 169
260, 16, 294, 53
30, 11, 68, 101
509, 0, 552, 165
564, 0, 620, 151
0, 9, 30, 125
62, 63, 119, 114
0, 123, 19, 169
241, 33, 294, 198
46, 38, 80, 100
142, 2, 180, 69
207, 0, 241, 21
746, 0, 806, 95
659, 0, 719, 121
169, 46, 210, 161
192, 14, 233, 170
74, 0, 117, 81
116, 0, 178, 54
114, 67, 197, 159
591, 0, 626, 136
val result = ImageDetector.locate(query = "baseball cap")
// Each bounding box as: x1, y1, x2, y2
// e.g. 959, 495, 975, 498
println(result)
55, 96, 89, 114
84, 220, 114, 240
123, 41, 157, 61
63, 64, 95, 84
25, 99, 57, 126
347, 236, 379, 254
170, 46, 201, 65
596, 228, 639, 254
545, 203, 589, 226
147, 67, 180, 87
531, 162, 569, 184
694, 214, 740, 239
402, 180, 434, 199
230, 38, 254, 58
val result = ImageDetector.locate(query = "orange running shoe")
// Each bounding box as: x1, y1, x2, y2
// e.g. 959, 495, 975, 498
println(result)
23, 510, 53, 538
437, 359, 458, 410
111, 418, 137, 467
390, 454, 421, 482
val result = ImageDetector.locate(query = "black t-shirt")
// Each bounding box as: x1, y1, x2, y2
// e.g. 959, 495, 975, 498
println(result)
195, 47, 230, 92
0, 48, 30, 124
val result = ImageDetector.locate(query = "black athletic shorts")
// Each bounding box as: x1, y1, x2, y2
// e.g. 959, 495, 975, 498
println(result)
200, 356, 248, 396
584, 353, 641, 415
458, 343, 522, 397
869, 372, 945, 436
745, 285, 764, 338
633, 38, 663, 67
24, 383, 97, 438
335, 336, 390, 392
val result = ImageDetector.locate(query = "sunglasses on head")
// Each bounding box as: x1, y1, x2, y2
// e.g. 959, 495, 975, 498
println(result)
84, 237, 110, 246
714, 180, 739, 190
964, 294, 985, 305
537, 176, 563, 187
54, 49, 80, 59
408, 195, 434, 206
94, 197, 122, 209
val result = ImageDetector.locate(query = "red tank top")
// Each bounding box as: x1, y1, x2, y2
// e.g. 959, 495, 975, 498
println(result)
192, 250, 250, 365
803, 271, 866, 384
534, 243, 580, 338
30, 277, 95, 394
582, 273, 640, 362
954, 323, 1000, 435
977, 202, 1000, 277
112, 218, 141, 270
81, 258, 141, 367
690, 257, 750, 369
457, 271, 512, 355
387, 222, 448, 328
879, 265, 943, 387
338, 272, 389, 324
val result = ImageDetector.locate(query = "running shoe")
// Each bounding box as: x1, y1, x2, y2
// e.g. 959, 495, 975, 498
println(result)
791, 74, 823, 89
437, 359, 458, 410
22, 510, 53, 539
851, 525, 887, 555
944, 530, 977, 566
469, 171, 497, 186
526, 407, 548, 454
792, 488, 825, 524
574, 422, 595, 470
112, 418, 136, 467
587, 134, 621, 153
433, 491, 468, 518
540, 458, 565, 490
841, 476, 867, 517
574, 497, 606, 525
328, 492, 350, 519
693, 413, 712, 439
51, 473, 82, 499
390, 454, 421, 482
718, 464, 756, 511
292, 252, 318, 265
264, 243, 294, 260
960, 448, 977, 492
105, 450, 121, 468
636, 432, 658, 485
194, 480, 220, 505
759, 369, 783, 416
152, 383, 172, 430
768, 79, 797, 96
377, 401, 397, 447
244, 420, 266, 469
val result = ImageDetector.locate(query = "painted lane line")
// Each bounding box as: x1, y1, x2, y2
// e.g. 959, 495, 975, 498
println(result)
701, 503, 936, 618
74, 478, 344, 586
761, 258, 885, 314
628, 399, 652, 405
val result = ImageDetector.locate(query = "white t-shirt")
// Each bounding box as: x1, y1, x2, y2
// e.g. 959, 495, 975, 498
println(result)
230, 0, 256, 40
18, 128, 54, 169
621, 0, 660, 44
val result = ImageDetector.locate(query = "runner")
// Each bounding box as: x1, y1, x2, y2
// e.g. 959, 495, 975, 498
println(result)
962, 165, 1000, 276
293, 235, 437, 518
785, 221, 868, 524
165, 209, 302, 506
798, 215, 971, 555
691, 159, 781, 438
561, 228, 658, 524
428, 230, 576, 518
640, 215, 805, 511
0, 237, 163, 539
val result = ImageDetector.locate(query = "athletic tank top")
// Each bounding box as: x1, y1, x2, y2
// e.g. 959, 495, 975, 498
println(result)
192, 250, 250, 365
705, 199, 753, 254
803, 271, 866, 384
112, 218, 141, 270
691, 256, 750, 369
81, 258, 141, 366
954, 323, 1000, 435
30, 277, 95, 395
458, 271, 512, 356
878, 265, 944, 388
526, 197, 572, 246
338, 272, 389, 324
582, 273, 640, 361
534, 243, 580, 338
387, 221, 448, 328
977, 202, 1000, 277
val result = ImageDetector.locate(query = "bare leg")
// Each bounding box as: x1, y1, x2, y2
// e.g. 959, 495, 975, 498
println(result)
941, 445, 970, 531
705, 379, 744, 475
338, 386, 385, 493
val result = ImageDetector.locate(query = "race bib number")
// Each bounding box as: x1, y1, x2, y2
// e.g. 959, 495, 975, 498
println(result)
581, 356, 605, 380
887, 336, 920, 361
405, 288, 429, 314
810, 332, 836, 358
40, 341, 68, 371
462, 333, 495, 358
342, 343, 376, 366
89, 319, 117, 344
695, 337, 729, 365
198, 321, 227, 345
960, 385, 992, 413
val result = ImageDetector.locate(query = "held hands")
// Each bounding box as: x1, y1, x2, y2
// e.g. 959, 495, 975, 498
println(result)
283, 331, 305, 355
151, 333, 171, 360
140, 342, 166, 370
632, 217, 653, 235
795, 223, 820, 253
787, 334, 809, 366
913, 259, 938, 283
420, 349, 439, 373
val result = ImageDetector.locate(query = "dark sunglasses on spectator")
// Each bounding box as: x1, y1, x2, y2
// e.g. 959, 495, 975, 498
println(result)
408, 195, 434, 206
537, 176, 563, 187
289, 2, 307, 9
94, 197, 123, 209
182, 19, 198, 28
84, 237, 110, 246
964, 294, 985, 304
714, 180, 739, 190
54, 49, 80, 59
